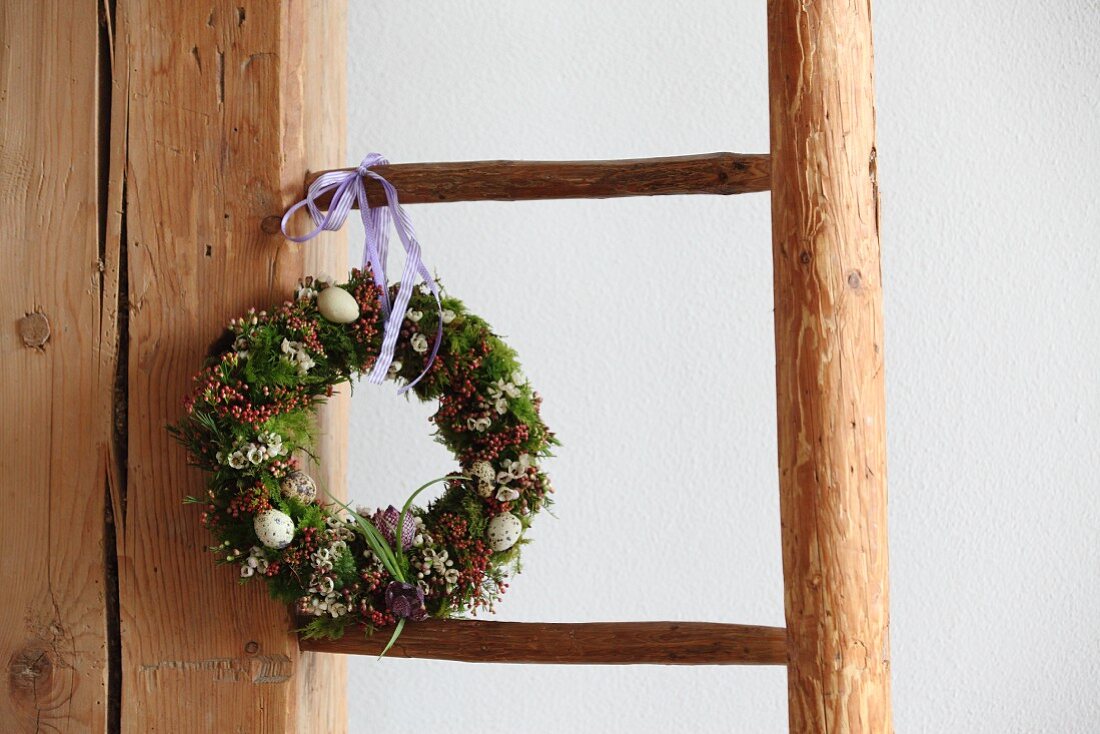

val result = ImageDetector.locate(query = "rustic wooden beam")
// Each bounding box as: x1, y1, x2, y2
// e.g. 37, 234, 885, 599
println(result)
0, 2, 109, 730
768, 0, 893, 732
302, 153, 770, 209
299, 620, 788, 666
292, 2, 349, 731
115, 2, 348, 731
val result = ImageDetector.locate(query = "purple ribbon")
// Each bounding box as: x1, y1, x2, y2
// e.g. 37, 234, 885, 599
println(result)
280, 153, 442, 392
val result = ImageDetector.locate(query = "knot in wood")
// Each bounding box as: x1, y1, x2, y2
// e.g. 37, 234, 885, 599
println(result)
260, 215, 282, 234
18, 312, 50, 348
7, 644, 62, 711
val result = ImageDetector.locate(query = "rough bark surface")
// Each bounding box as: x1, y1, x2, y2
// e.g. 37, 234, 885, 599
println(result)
301, 620, 788, 666
767, 0, 893, 731
303, 153, 770, 209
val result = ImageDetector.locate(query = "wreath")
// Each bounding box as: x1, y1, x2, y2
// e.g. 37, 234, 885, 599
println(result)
170, 267, 556, 645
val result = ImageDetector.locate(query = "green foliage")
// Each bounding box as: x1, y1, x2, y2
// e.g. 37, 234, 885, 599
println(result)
267, 572, 307, 604
242, 326, 302, 388
461, 493, 488, 539
217, 517, 259, 553
481, 340, 521, 382
296, 503, 326, 531
331, 547, 358, 586
444, 318, 484, 357
263, 411, 316, 454
299, 615, 352, 641
509, 392, 541, 432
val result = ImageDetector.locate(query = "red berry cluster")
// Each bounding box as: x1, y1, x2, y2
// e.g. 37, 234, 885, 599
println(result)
434, 513, 494, 608
226, 482, 273, 518
271, 526, 321, 579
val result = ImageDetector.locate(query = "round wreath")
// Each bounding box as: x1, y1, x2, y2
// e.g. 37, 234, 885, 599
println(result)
171, 267, 556, 641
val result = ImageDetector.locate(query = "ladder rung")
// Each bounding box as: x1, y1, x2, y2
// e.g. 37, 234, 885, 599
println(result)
305, 153, 770, 208
298, 619, 787, 665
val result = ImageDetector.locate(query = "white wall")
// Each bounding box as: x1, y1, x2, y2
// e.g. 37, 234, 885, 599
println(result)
340, 2, 1100, 731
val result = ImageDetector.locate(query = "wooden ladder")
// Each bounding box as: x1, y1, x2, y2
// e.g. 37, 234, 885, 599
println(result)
2, 1, 889, 732
300, 4, 892, 732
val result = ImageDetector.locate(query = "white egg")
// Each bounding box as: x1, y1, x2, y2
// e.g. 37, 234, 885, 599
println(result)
487, 512, 523, 552
254, 509, 295, 549
316, 286, 360, 324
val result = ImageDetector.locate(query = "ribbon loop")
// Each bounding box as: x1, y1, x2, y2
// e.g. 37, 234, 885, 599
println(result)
281, 154, 442, 392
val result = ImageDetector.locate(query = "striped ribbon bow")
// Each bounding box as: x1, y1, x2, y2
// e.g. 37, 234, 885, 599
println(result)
281, 153, 442, 392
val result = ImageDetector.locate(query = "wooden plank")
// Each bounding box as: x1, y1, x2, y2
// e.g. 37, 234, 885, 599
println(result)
292, 2, 349, 731
299, 620, 788, 666
115, 1, 347, 731
767, 0, 893, 732
0, 2, 110, 732
301, 153, 770, 210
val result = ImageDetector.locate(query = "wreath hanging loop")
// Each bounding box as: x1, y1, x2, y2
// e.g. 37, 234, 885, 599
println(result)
172, 268, 556, 640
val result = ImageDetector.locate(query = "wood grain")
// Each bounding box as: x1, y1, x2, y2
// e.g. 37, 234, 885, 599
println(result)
0, 2, 110, 731
767, 0, 893, 731
293, 2, 349, 731
114, 1, 347, 731
299, 153, 770, 211
299, 620, 788, 666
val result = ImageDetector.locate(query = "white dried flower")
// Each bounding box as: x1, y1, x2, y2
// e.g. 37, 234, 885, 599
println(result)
246, 444, 265, 465
228, 451, 247, 470
467, 416, 491, 432
495, 486, 520, 502
280, 338, 315, 375
497, 454, 532, 483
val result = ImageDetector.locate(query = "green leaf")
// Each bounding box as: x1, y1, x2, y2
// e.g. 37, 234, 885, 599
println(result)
377, 617, 406, 660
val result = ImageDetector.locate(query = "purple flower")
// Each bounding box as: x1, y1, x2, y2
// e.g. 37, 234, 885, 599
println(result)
385, 581, 428, 621
371, 505, 415, 550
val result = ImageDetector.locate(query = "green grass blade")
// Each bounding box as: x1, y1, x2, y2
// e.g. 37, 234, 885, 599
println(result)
377, 617, 406, 660
325, 492, 404, 581
394, 474, 467, 574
